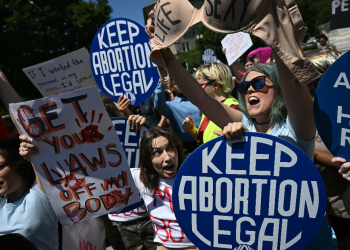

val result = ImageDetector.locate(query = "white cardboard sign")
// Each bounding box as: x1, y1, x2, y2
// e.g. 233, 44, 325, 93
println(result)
221, 32, 253, 66
22, 48, 98, 96
62, 218, 105, 250
9, 87, 140, 225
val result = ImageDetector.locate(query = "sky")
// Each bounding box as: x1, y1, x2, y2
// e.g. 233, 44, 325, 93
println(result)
109, 0, 153, 25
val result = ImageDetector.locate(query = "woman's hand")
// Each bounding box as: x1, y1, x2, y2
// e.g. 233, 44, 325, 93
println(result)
117, 95, 131, 117
332, 157, 350, 181
182, 116, 194, 133
19, 135, 39, 162
145, 10, 154, 38
214, 122, 249, 141
127, 115, 146, 131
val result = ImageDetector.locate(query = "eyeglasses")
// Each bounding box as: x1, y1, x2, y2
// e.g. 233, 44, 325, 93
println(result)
199, 79, 216, 88
237, 76, 272, 94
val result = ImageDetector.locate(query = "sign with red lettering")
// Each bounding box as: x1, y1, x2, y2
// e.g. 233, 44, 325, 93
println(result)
9, 87, 140, 225
23, 48, 98, 97
62, 217, 105, 250
221, 33, 253, 66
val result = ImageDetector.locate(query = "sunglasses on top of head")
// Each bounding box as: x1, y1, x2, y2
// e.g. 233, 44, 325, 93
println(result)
237, 76, 272, 95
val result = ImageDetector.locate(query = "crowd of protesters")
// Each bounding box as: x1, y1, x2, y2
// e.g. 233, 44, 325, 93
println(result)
1, 5, 350, 250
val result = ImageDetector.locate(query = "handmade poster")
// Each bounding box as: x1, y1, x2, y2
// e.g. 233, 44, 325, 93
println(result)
202, 49, 217, 65
331, 0, 350, 30
221, 33, 253, 66
314, 50, 350, 160
62, 217, 105, 250
112, 117, 148, 168
22, 48, 98, 97
9, 87, 140, 225
173, 133, 327, 250
90, 18, 159, 106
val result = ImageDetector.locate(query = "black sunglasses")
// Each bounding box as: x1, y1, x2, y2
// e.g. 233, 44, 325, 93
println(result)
237, 76, 271, 94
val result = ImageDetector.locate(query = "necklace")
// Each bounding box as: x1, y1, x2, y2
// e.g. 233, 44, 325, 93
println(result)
255, 120, 269, 125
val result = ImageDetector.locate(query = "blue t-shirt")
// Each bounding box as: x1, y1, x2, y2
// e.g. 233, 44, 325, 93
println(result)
242, 114, 332, 250
0, 182, 58, 250
154, 83, 201, 142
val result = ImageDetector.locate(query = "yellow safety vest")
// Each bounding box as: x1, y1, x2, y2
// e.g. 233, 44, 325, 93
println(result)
197, 95, 239, 144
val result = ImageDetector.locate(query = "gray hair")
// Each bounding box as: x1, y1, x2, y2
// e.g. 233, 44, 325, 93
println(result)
238, 64, 287, 127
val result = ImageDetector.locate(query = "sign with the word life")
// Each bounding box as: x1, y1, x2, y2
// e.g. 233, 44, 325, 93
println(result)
314, 50, 350, 159
221, 33, 253, 66
62, 217, 105, 250
202, 49, 218, 65
90, 18, 159, 106
112, 117, 149, 168
173, 133, 326, 250
331, 0, 350, 30
22, 48, 97, 97
9, 87, 140, 225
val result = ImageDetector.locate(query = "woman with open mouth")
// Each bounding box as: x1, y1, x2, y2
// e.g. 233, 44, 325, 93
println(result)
145, 19, 332, 250
130, 126, 197, 250
0, 138, 58, 249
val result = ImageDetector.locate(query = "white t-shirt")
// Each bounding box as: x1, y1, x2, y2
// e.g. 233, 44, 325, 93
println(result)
108, 204, 149, 222
132, 169, 193, 248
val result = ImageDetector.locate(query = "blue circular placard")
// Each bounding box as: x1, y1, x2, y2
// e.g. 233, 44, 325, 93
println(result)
314, 51, 350, 160
111, 117, 148, 168
173, 133, 326, 250
90, 18, 159, 106
202, 49, 217, 65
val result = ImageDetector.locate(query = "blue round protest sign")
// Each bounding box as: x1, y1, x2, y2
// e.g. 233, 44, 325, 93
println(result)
314, 51, 350, 160
173, 133, 326, 250
202, 49, 217, 64
90, 18, 159, 106
111, 118, 148, 168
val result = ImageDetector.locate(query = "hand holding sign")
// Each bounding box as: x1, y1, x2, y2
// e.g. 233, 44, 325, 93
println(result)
173, 133, 327, 250
10, 87, 140, 225
90, 18, 159, 105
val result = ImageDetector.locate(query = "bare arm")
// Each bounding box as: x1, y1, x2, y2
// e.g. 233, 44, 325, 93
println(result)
229, 62, 243, 80
273, 52, 315, 141
158, 115, 166, 127
164, 51, 242, 129
314, 149, 339, 169
19, 134, 45, 193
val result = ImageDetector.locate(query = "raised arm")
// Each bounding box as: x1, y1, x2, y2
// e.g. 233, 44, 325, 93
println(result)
153, 83, 171, 118
160, 50, 242, 129
274, 52, 315, 141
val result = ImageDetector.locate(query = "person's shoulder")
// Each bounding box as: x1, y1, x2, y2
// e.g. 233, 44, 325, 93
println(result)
28, 182, 50, 201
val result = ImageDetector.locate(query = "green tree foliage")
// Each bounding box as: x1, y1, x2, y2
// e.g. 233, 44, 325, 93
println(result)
0, 0, 112, 113
296, 0, 332, 41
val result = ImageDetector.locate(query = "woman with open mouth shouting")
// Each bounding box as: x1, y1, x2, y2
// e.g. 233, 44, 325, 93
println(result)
146, 19, 332, 250
130, 125, 197, 250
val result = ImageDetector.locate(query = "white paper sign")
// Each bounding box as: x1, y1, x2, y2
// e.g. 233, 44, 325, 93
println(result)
9, 87, 140, 225
221, 32, 253, 66
62, 218, 105, 250
22, 48, 98, 96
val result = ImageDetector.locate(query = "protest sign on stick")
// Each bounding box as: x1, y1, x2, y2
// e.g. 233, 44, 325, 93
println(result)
202, 49, 217, 65
314, 51, 350, 160
112, 117, 148, 169
173, 133, 326, 250
221, 32, 253, 66
9, 87, 140, 225
90, 18, 159, 106
22, 48, 97, 97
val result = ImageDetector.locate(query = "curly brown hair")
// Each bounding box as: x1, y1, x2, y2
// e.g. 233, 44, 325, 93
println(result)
139, 127, 184, 191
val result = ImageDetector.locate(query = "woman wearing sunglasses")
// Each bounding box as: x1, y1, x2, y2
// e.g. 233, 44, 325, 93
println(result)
182, 62, 239, 145
148, 47, 332, 248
